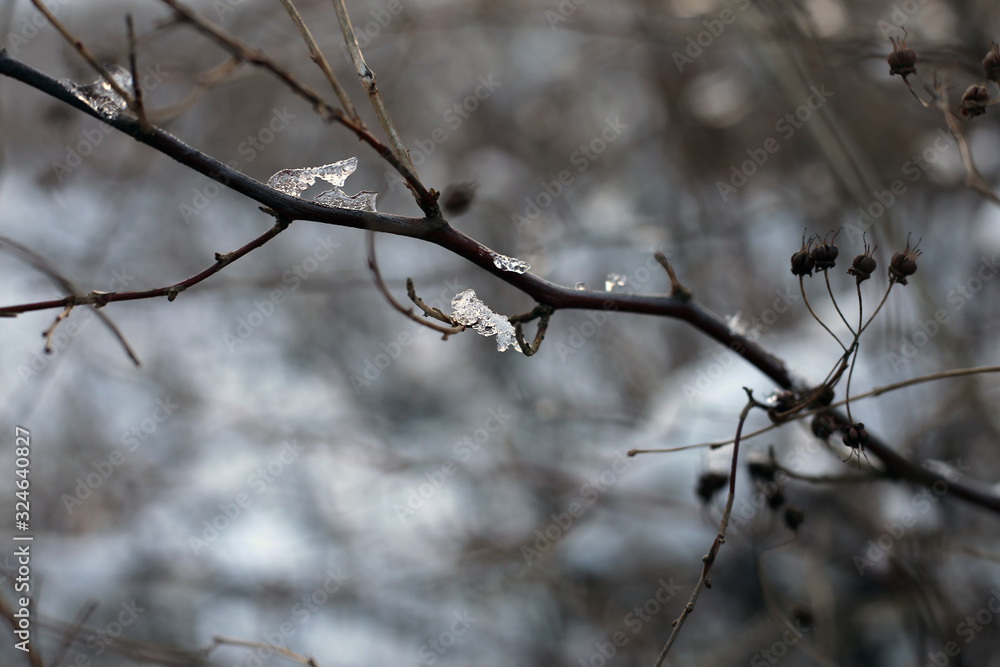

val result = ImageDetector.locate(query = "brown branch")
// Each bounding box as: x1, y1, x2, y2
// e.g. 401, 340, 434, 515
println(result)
653, 389, 764, 664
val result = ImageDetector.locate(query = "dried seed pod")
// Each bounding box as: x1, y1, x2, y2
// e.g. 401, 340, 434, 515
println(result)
842, 422, 870, 450
810, 233, 839, 271
791, 604, 814, 628
748, 459, 777, 482
984, 43, 1000, 82
960, 84, 990, 118
791, 235, 816, 277
784, 506, 805, 532
766, 389, 796, 423
848, 237, 878, 284
806, 384, 835, 409
696, 471, 729, 504
889, 236, 922, 285
888, 32, 917, 78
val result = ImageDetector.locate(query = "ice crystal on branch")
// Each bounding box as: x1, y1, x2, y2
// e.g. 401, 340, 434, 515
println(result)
267, 157, 377, 212
490, 251, 530, 274
62, 65, 132, 117
450, 289, 520, 353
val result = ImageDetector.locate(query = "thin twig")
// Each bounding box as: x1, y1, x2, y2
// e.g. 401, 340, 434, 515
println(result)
50, 600, 99, 667
328, 0, 421, 187
278, 0, 361, 122
212, 635, 321, 666
366, 231, 464, 336
653, 389, 763, 664
28, 0, 136, 107
125, 14, 152, 133
629, 365, 1000, 456
800, 278, 846, 351
0, 591, 45, 667
654, 251, 692, 300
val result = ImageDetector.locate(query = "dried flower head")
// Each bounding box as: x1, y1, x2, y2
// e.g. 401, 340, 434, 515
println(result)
848, 237, 878, 284
888, 31, 917, 78
810, 231, 840, 271
791, 233, 816, 277
889, 236, 922, 285
984, 43, 1000, 82
811, 412, 836, 440
960, 83, 990, 118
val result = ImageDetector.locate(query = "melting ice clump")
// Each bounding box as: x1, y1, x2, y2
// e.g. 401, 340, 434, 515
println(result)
63, 65, 132, 116
605, 274, 627, 291
450, 289, 520, 353
490, 251, 530, 274
267, 157, 377, 212
726, 312, 749, 336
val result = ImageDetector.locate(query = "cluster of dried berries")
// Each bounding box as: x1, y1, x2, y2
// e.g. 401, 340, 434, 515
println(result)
792, 232, 921, 286
889, 34, 1000, 118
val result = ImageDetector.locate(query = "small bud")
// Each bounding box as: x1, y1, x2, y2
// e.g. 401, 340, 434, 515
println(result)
889, 236, 922, 285
960, 83, 990, 118
847, 237, 877, 284
888, 32, 917, 78
984, 43, 1000, 82
442, 182, 477, 216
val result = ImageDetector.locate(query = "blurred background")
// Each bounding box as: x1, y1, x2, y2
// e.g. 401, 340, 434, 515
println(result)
1, 0, 1000, 665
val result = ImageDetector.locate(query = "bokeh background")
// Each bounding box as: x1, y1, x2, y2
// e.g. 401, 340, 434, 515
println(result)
2, 0, 1000, 665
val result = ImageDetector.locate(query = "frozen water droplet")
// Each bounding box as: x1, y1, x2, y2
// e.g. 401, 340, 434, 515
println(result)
63, 65, 132, 117
490, 251, 530, 274
267, 157, 377, 212
605, 274, 627, 291
574, 282, 587, 291
450, 289, 521, 353
726, 313, 749, 336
